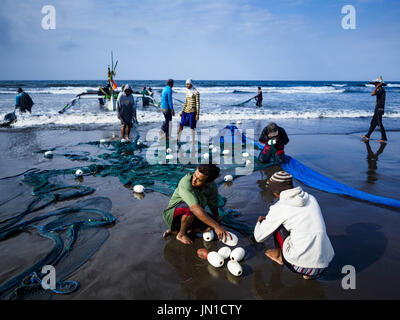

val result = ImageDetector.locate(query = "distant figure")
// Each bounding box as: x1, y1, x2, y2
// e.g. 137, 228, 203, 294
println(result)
254, 171, 334, 280
15, 88, 34, 114
177, 79, 200, 144
117, 84, 139, 143
361, 76, 387, 143
141, 86, 150, 107
160, 79, 175, 140
259, 122, 289, 164
255, 87, 263, 107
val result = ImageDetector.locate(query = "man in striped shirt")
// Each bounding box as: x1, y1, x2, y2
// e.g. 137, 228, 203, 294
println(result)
177, 79, 200, 144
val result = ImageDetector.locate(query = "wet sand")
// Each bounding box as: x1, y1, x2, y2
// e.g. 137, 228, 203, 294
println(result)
1, 124, 400, 300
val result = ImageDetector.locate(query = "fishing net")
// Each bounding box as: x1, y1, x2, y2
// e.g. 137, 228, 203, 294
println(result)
0, 126, 280, 299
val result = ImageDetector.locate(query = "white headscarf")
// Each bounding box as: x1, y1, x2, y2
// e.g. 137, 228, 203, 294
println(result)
186, 78, 196, 98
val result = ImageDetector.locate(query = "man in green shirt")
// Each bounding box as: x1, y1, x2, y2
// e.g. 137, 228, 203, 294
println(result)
162, 164, 231, 245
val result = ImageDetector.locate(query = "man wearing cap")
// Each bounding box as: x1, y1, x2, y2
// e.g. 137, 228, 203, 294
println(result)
254, 171, 334, 279
160, 79, 175, 140
117, 84, 139, 143
362, 76, 388, 143
177, 79, 200, 144
259, 122, 289, 164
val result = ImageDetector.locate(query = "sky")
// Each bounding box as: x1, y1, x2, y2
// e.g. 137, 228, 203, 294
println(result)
0, 0, 399, 80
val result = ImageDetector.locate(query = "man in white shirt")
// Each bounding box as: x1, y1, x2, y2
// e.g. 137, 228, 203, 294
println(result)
254, 171, 334, 279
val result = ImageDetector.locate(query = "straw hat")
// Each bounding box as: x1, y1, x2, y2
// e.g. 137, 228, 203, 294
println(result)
370, 76, 387, 86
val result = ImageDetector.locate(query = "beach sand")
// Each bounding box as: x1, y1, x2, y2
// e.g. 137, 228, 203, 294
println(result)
1, 122, 399, 300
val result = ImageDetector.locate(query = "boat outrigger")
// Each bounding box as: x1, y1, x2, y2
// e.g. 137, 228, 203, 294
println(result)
59, 52, 160, 114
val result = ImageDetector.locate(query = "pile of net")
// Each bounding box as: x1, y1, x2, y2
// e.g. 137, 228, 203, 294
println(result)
0, 129, 280, 299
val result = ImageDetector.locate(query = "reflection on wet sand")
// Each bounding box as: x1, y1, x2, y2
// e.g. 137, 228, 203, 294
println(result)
364, 141, 386, 184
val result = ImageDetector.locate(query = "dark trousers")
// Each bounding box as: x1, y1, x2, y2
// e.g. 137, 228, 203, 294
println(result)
366, 110, 387, 141
161, 109, 172, 138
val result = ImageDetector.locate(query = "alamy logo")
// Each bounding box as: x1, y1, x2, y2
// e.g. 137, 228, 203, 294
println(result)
341, 265, 356, 290
341, 5, 356, 30
41, 265, 56, 290
41, 5, 56, 30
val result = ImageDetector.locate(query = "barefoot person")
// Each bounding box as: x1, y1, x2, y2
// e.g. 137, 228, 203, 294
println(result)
254, 171, 334, 279
162, 164, 231, 245
177, 79, 200, 144
117, 84, 139, 142
361, 76, 388, 143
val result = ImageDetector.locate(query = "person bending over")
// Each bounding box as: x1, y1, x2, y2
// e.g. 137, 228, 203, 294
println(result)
162, 164, 231, 245
254, 171, 334, 279
259, 122, 289, 164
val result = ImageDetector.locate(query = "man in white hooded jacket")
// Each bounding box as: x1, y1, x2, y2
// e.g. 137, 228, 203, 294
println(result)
254, 171, 334, 279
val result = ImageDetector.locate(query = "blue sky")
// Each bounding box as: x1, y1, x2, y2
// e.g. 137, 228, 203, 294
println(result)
0, 0, 399, 80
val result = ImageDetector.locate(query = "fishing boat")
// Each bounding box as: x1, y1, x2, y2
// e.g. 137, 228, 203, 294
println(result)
59, 52, 160, 114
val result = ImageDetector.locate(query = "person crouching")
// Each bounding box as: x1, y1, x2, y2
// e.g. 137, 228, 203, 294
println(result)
162, 164, 231, 245
254, 171, 334, 279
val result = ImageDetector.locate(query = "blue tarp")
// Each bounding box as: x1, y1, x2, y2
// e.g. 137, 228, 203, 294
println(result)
282, 156, 400, 208
225, 125, 400, 209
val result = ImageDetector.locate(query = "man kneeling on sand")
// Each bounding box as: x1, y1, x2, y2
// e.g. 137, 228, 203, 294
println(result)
254, 171, 334, 279
162, 164, 231, 245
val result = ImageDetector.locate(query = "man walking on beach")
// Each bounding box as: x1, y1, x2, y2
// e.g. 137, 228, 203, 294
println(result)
15, 88, 34, 114
361, 76, 388, 143
254, 171, 334, 280
160, 79, 175, 141
117, 84, 139, 143
259, 122, 289, 164
177, 79, 200, 144
162, 164, 231, 245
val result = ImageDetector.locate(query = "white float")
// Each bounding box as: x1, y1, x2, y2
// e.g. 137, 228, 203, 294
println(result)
99, 139, 107, 144
44, 151, 53, 158
207, 251, 225, 268
133, 185, 145, 193
75, 169, 83, 177
230, 247, 245, 262
227, 260, 243, 277
166, 154, 174, 160
245, 160, 252, 166
224, 175, 233, 182
222, 150, 230, 155
211, 147, 218, 154
203, 230, 214, 242
209, 144, 214, 150
221, 232, 238, 247
217, 247, 231, 260
203, 153, 209, 160
242, 152, 249, 158
166, 148, 172, 153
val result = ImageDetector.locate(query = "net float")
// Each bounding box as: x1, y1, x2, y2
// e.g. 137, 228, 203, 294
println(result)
217, 246, 231, 260
221, 232, 238, 247
207, 251, 224, 268
133, 185, 144, 193
230, 247, 245, 262
197, 248, 209, 260
227, 260, 243, 277
203, 230, 214, 242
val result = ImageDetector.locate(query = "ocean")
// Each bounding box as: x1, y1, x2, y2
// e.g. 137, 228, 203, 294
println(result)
1, 80, 399, 134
